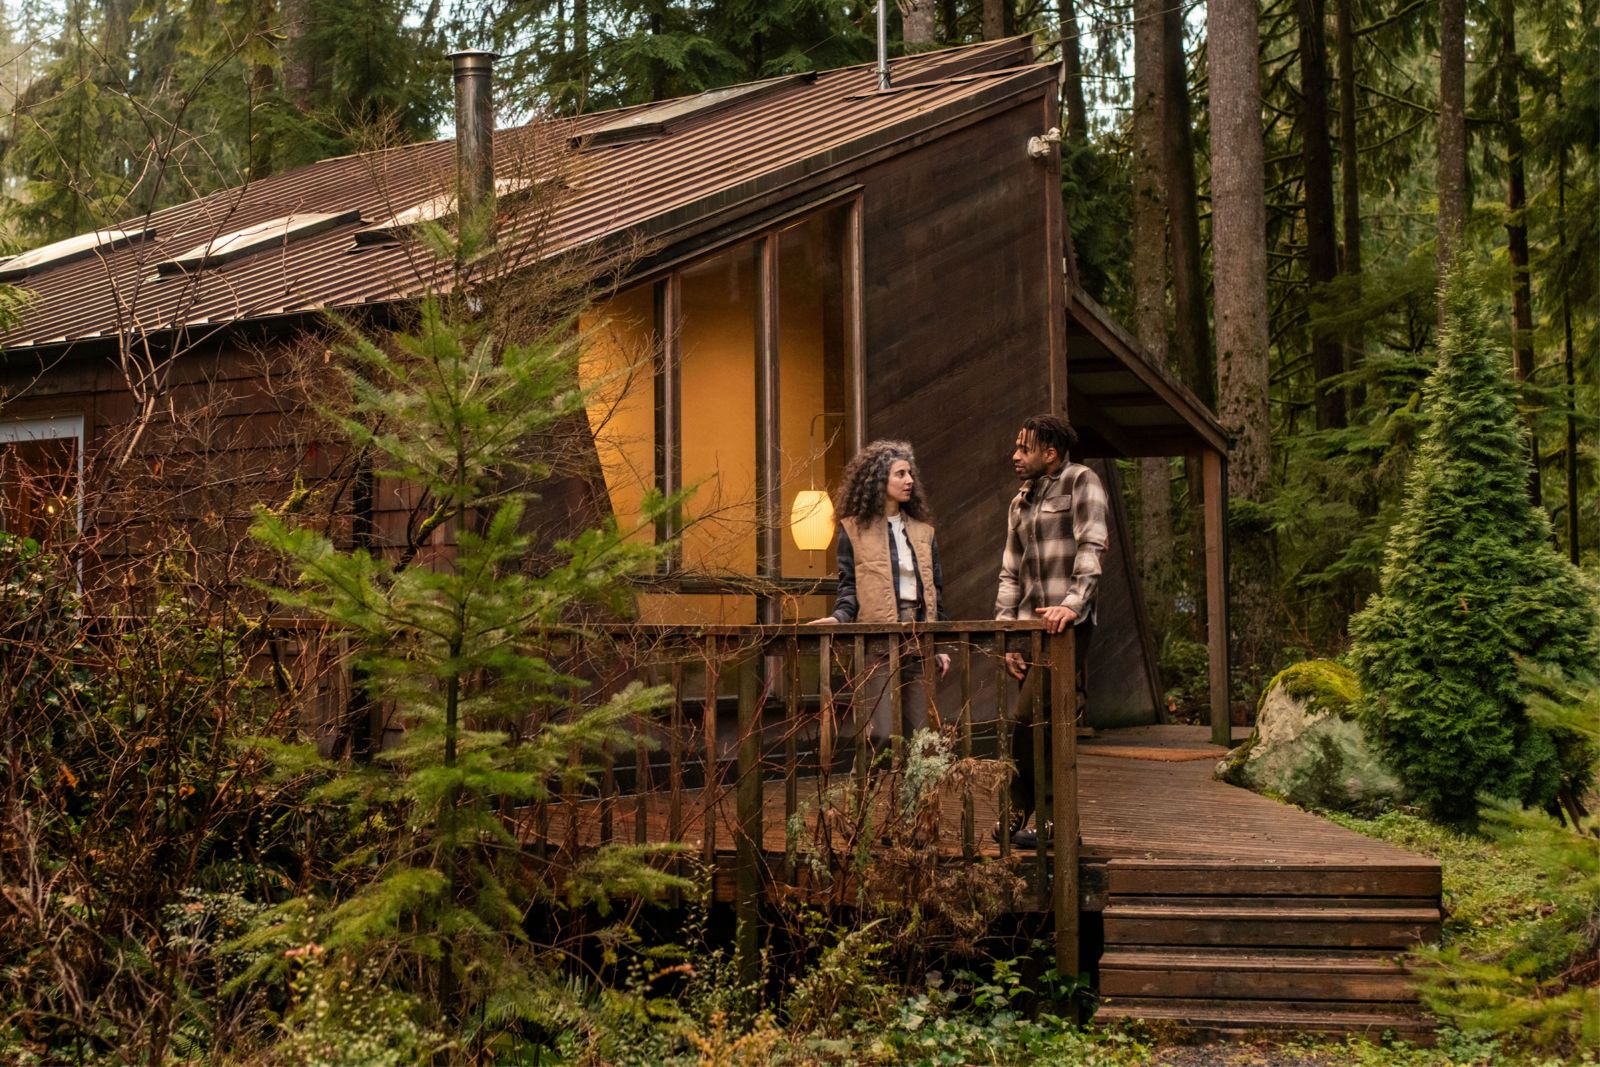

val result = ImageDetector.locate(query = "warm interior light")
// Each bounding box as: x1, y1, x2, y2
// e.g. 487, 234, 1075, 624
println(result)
789, 490, 835, 551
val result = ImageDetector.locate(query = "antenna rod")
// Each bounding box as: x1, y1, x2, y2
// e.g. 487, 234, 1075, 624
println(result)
876, 0, 891, 91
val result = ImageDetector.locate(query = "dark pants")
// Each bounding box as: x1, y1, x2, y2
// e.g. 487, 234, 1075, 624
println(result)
849, 602, 933, 745
1008, 620, 1093, 819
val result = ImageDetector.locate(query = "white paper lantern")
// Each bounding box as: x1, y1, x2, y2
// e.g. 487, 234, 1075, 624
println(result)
788, 490, 835, 551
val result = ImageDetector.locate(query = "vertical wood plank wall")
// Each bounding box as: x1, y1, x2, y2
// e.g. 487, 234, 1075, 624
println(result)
858, 102, 1055, 622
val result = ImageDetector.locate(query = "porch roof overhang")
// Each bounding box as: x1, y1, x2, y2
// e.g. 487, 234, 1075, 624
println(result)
1065, 288, 1229, 459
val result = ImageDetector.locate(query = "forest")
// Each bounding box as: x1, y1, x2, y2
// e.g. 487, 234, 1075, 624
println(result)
0, 0, 1596, 1064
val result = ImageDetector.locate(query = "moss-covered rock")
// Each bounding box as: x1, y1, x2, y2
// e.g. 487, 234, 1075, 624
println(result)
1217, 660, 1404, 814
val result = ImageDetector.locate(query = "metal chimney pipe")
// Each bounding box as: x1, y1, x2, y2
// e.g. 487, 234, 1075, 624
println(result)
448, 49, 498, 230
876, 1, 891, 91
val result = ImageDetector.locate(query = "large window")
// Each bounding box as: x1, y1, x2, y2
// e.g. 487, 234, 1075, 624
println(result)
578, 203, 855, 624
0, 414, 84, 542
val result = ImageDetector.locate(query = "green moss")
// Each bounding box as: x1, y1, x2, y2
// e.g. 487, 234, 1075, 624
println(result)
1258, 659, 1361, 718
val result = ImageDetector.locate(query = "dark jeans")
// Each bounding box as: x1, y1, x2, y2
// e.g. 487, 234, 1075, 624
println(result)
1008, 620, 1093, 820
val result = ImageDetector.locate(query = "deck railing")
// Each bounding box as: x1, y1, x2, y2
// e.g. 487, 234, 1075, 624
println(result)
532, 620, 1080, 982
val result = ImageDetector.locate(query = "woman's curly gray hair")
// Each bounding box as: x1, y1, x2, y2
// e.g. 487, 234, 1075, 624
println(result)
833, 439, 932, 523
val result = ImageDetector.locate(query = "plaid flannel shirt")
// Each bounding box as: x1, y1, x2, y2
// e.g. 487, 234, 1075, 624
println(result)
994, 461, 1109, 623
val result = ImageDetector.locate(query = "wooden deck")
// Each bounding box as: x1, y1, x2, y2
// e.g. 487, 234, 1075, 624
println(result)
524, 725, 1436, 904
526, 722, 1442, 1038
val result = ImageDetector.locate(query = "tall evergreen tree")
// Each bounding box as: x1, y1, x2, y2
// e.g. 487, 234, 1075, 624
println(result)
1208, 0, 1277, 688
1350, 265, 1600, 822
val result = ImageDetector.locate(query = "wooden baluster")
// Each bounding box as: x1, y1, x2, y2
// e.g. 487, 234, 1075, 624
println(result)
852, 635, 869, 794
564, 635, 582, 858
1049, 628, 1081, 990
635, 660, 651, 848
1031, 629, 1047, 896
600, 746, 615, 846
566, 744, 582, 858
996, 635, 1012, 862
960, 634, 974, 862
669, 658, 685, 903
702, 636, 720, 868
888, 633, 903, 769
783, 635, 799, 885
818, 633, 834, 788
735, 652, 763, 985
920, 631, 939, 732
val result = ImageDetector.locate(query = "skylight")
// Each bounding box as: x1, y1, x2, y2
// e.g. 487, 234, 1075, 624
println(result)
156, 210, 360, 275
353, 177, 538, 245
0, 227, 153, 281
575, 74, 814, 148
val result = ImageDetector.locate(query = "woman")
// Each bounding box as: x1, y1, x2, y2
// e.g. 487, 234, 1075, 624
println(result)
809, 440, 950, 740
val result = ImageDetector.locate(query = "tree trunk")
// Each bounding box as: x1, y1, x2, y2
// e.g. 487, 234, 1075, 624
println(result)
282, 0, 318, 112
1208, 0, 1275, 688
1300, 0, 1344, 429
1499, 0, 1541, 505
983, 0, 1006, 39
1059, 0, 1088, 140
1437, 0, 1467, 280
1160, 0, 1211, 640
1132, 0, 1174, 627
902, 0, 937, 45
574, 0, 589, 111
1161, 0, 1211, 409
1557, 60, 1578, 564
1336, 0, 1363, 411
1132, 0, 1167, 361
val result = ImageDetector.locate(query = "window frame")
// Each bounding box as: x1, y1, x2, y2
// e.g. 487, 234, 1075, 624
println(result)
0, 412, 87, 537
612, 195, 865, 615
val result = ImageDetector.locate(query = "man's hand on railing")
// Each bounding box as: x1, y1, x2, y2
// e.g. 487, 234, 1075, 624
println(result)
1005, 650, 1027, 680
805, 616, 838, 625
1038, 605, 1078, 633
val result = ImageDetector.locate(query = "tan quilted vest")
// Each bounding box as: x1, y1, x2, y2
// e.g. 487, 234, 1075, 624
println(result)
839, 514, 938, 623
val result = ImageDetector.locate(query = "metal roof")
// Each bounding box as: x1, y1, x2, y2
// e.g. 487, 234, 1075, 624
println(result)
0, 38, 1050, 354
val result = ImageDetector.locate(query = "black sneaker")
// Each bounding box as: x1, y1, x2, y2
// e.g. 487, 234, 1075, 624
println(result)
992, 810, 1029, 844
1011, 821, 1052, 849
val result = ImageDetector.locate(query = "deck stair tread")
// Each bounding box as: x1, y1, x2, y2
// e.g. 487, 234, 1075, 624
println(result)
1094, 1002, 1434, 1036
1105, 903, 1441, 922
1101, 949, 1411, 972
1098, 852, 1440, 1039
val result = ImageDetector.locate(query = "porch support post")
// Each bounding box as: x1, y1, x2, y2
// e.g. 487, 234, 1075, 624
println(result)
654, 276, 682, 569
1049, 628, 1080, 992
734, 653, 764, 985
844, 199, 866, 451
756, 234, 782, 623
1203, 448, 1232, 747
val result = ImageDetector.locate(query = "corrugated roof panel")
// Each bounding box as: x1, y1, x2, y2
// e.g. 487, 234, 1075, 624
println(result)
0, 39, 1050, 353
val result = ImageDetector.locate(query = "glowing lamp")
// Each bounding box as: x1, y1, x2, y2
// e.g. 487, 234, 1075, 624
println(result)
789, 490, 835, 551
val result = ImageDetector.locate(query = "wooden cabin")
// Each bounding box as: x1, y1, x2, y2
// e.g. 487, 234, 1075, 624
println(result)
0, 37, 1228, 734
0, 40, 1441, 1037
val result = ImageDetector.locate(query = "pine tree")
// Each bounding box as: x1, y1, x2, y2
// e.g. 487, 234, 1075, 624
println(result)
1349, 264, 1600, 822
247, 213, 688, 1039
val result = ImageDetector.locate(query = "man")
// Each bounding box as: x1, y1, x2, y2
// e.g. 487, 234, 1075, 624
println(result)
994, 413, 1108, 848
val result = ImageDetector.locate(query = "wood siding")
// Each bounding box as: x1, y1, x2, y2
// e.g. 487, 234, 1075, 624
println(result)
859, 101, 1055, 622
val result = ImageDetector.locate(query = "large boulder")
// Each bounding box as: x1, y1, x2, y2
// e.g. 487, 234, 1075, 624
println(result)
1217, 660, 1404, 814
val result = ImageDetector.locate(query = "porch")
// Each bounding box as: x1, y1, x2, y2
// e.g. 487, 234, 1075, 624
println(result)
519, 621, 1442, 1038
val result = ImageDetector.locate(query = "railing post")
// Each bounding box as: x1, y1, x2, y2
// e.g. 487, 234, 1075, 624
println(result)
735, 651, 764, 986
1048, 628, 1080, 991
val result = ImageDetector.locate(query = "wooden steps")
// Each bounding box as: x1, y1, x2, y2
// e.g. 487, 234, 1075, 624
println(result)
1096, 860, 1441, 1039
